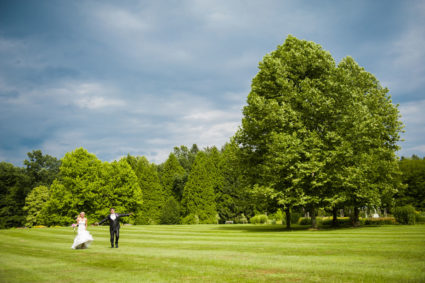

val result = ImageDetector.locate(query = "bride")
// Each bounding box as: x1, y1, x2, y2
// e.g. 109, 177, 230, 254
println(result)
71, 212, 94, 249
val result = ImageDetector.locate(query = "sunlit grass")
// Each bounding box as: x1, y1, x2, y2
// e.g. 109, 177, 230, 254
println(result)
0, 224, 424, 282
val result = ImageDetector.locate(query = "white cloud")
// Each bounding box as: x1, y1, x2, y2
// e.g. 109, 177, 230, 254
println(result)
75, 96, 125, 110
399, 99, 425, 129
183, 109, 240, 121
3, 81, 126, 110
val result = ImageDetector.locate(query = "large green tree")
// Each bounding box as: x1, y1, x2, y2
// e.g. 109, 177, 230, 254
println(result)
236, 35, 403, 227
173, 144, 199, 173
24, 150, 61, 188
43, 148, 142, 225
332, 57, 403, 225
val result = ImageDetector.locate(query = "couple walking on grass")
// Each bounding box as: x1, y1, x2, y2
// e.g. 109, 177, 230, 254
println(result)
71, 208, 132, 249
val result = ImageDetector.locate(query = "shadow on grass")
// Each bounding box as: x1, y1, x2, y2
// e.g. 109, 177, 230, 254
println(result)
214, 224, 362, 233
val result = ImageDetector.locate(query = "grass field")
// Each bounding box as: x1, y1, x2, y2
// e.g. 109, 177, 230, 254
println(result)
0, 224, 424, 282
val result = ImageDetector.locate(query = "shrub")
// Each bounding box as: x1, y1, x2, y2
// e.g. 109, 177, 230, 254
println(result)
394, 205, 416, 225
235, 214, 248, 224
270, 209, 284, 221
250, 214, 268, 224
364, 217, 396, 225
415, 212, 425, 223
268, 209, 286, 225
182, 214, 199, 224
298, 217, 312, 225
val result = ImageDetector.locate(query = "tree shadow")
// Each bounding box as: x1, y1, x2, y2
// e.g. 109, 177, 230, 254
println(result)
215, 225, 308, 233
214, 224, 362, 233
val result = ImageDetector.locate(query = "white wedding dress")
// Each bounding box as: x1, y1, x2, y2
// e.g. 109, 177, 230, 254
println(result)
71, 219, 93, 249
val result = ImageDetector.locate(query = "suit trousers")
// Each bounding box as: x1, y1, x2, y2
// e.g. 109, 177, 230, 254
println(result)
110, 228, 119, 246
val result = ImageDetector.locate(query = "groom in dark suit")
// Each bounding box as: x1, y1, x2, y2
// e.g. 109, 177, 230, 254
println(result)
98, 208, 132, 248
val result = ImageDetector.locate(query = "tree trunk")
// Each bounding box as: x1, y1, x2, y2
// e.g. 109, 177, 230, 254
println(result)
285, 208, 291, 229
332, 207, 338, 227
311, 207, 318, 229
351, 206, 360, 227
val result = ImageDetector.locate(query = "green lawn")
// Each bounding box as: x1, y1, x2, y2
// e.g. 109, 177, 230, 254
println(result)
0, 224, 424, 282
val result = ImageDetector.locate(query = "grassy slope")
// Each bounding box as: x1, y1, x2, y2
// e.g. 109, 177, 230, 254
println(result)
0, 224, 424, 282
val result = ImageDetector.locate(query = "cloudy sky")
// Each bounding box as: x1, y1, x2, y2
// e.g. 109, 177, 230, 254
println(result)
1, 0, 424, 165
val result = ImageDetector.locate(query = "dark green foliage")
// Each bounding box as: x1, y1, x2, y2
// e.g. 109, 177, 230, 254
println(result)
181, 152, 217, 224
0, 162, 31, 228
160, 197, 181, 224
159, 153, 186, 201
397, 156, 425, 209
123, 155, 163, 225
24, 150, 60, 188
173, 144, 199, 173
415, 212, 425, 223
394, 205, 416, 225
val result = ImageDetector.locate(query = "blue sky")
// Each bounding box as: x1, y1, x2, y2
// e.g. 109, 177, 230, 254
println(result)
1, 0, 424, 165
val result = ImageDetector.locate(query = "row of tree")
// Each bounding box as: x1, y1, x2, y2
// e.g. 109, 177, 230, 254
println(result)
0, 144, 250, 227
1, 36, 423, 229
0, 146, 423, 228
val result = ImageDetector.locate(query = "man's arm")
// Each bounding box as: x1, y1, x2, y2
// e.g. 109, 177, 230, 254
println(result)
117, 213, 130, 218
98, 216, 109, 225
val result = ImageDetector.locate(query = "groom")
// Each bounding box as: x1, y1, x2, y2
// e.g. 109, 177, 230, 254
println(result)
98, 208, 132, 248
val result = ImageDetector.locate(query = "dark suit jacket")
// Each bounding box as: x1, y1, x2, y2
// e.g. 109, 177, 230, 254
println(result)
99, 213, 130, 231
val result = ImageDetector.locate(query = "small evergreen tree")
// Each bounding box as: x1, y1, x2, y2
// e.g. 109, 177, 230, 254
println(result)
160, 196, 180, 224
125, 155, 163, 225
181, 152, 217, 223
159, 153, 186, 201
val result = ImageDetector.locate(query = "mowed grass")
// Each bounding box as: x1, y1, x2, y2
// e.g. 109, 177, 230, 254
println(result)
0, 224, 424, 282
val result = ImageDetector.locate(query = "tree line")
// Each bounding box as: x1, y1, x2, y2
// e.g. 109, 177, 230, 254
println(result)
1, 36, 423, 229
0, 146, 423, 229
